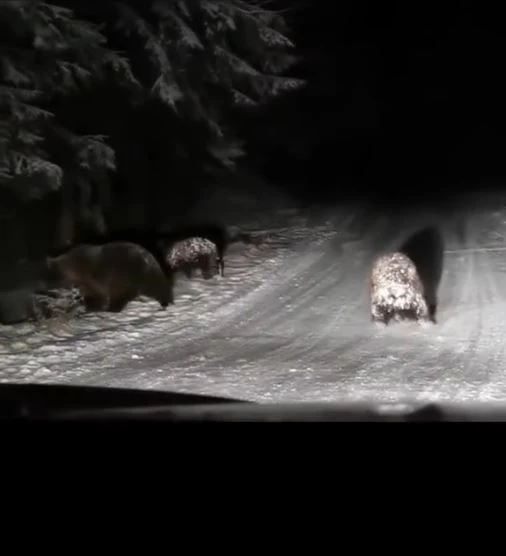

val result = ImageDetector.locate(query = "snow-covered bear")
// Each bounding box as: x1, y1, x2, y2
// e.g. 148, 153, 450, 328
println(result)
165, 237, 219, 280
369, 251, 431, 325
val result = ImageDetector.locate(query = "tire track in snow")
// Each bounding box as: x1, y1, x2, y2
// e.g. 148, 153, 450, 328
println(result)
57, 210, 370, 389
157, 211, 393, 374
238, 207, 490, 403
22, 215, 341, 386
119, 211, 416, 398
138, 202, 506, 403
91, 208, 453, 397
449, 215, 506, 399
389, 212, 506, 402
7, 198, 506, 404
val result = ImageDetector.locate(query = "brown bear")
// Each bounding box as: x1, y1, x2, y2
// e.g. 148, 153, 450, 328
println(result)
369, 251, 431, 325
62, 222, 265, 279
165, 237, 219, 280
41, 241, 174, 312
50, 229, 175, 282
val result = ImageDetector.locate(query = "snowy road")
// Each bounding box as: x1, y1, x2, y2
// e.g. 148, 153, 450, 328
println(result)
3, 193, 506, 404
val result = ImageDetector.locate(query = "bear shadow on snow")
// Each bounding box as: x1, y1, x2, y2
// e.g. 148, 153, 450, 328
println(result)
398, 226, 445, 323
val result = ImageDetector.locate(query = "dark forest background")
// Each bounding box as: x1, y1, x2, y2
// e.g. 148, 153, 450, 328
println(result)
1, 0, 506, 289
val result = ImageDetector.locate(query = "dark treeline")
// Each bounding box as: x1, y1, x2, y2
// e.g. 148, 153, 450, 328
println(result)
0, 0, 303, 273
2, 0, 506, 277
245, 1, 506, 202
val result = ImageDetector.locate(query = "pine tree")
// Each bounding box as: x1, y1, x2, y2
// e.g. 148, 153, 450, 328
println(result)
95, 0, 304, 170
0, 2, 139, 199
1, 0, 302, 189
1, 0, 303, 241
0, 0, 145, 246
56, 0, 304, 229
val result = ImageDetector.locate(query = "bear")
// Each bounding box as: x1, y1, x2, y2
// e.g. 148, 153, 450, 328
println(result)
369, 251, 431, 325
50, 229, 175, 283
41, 241, 174, 313
165, 237, 219, 280
157, 223, 229, 277
59, 222, 264, 280
398, 226, 444, 323
60, 223, 226, 277
162, 223, 269, 277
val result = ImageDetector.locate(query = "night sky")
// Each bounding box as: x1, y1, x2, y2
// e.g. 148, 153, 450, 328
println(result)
250, 1, 506, 205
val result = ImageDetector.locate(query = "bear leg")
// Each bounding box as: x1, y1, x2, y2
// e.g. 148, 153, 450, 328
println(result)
428, 303, 437, 323
153, 280, 174, 309
182, 265, 193, 279
83, 294, 106, 312
200, 256, 215, 280
163, 276, 175, 306
107, 293, 134, 312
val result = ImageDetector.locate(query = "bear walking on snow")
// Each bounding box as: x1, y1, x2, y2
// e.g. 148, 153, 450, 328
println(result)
59, 222, 266, 283
158, 222, 264, 277
41, 241, 174, 312
64, 222, 265, 280
369, 251, 430, 325
165, 237, 219, 280
52, 229, 175, 282
161, 223, 228, 277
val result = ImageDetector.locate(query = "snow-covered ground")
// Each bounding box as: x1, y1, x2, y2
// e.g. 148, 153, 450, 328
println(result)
2, 183, 506, 406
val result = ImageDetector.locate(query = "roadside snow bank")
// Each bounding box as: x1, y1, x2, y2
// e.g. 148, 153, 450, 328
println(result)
0, 200, 340, 386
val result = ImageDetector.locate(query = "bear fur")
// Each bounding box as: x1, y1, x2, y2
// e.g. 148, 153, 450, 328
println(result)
58, 222, 264, 280
41, 241, 174, 312
165, 237, 219, 280
164, 223, 266, 277
399, 226, 444, 323
158, 223, 229, 277
369, 251, 430, 325
157, 223, 265, 277
50, 229, 175, 283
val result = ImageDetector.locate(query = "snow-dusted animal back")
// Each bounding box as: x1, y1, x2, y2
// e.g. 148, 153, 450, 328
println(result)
166, 237, 219, 279
369, 252, 430, 325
